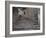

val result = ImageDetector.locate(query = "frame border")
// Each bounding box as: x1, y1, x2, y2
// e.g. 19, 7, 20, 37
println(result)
5, 1, 45, 37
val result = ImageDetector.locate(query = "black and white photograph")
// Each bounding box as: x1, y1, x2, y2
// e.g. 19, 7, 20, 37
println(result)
12, 7, 40, 31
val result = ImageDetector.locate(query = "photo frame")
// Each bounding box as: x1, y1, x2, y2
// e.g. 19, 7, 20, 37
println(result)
5, 1, 45, 37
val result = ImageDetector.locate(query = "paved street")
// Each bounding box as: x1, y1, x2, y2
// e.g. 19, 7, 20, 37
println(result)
13, 16, 40, 31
